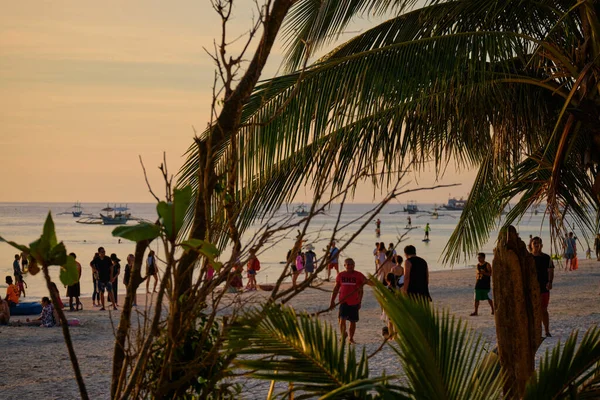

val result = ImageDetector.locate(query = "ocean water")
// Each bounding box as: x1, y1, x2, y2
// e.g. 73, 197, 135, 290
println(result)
0, 202, 559, 299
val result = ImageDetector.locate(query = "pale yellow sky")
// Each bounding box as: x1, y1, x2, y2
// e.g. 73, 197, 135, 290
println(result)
0, 0, 475, 203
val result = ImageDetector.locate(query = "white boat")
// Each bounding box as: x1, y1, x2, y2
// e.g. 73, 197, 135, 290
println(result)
441, 197, 467, 211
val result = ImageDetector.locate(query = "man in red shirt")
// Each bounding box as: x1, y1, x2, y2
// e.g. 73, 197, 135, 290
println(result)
329, 258, 369, 344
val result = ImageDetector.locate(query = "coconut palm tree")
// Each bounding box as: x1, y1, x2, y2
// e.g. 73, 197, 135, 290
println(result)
180, 0, 600, 262
228, 283, 600, 399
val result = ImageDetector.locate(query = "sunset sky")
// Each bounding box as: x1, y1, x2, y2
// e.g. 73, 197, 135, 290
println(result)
0, 0, 476, 203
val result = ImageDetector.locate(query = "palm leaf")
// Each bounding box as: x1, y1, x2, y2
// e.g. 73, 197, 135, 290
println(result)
227, 304, 410, 399
524, 327, 600, 399
373, 282, 506, 399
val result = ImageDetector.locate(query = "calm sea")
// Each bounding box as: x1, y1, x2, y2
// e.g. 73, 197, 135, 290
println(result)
0, 202, 558, 299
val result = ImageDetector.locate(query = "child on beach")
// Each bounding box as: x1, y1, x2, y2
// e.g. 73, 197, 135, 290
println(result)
17, 275, 27, 297
381, 273, 398, 340
293, 251, 304, 287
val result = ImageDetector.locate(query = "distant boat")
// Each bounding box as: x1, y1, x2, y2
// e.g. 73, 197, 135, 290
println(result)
295, 205, 309, 217
58, 201, 85, 217
404, 201, 419, 214
100, 205, 131, 225
441, 197, 467, 211
77, 204, 132, 225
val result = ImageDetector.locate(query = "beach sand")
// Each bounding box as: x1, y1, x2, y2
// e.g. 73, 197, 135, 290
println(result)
1, 259, 599, 399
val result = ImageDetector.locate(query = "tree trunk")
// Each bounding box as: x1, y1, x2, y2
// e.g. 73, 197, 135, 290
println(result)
492, 225, 542, 398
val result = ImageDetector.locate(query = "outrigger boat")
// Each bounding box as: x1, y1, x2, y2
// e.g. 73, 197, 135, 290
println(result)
403, 201, 419, 214
76, 204, 132, 225
58, 201, 85, 217
441, 197, 467, 211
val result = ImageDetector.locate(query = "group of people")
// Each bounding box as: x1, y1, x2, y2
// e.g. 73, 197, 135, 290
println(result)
89, 247, 158, 310
330, 244, 432, 343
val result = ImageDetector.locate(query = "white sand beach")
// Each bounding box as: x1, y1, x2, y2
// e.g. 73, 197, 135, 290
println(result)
1, 259, 599, 399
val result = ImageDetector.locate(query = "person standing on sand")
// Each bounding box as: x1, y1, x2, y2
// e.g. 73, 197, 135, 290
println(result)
17, 275, 27, 297
373, 242, 379, 273
424, 223, 431, 240
92, 247, 117, 311
90, 252, 100, 307
12, 255, 21, 286
392, 255, 404, 288
471, 253, 494, 316
20, 251, 28, 273
564, 232, 576, 270
67, 253, 82, 311
329, 258, 369, 344
407, 216, 412, 228
531, 237, 554, 337
110, 254, 121, 306
402, 245, 431, 301
595, 234, 600, 261
304, 245, 317, 279
246, 250, 260, 291
146, 250, 158, 293
327, 241, 340, 281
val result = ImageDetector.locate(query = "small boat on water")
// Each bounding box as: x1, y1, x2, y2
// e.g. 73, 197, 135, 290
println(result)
77, 204, 132, 225
441, 197, 467, 211
295, 205, 309, 217
100, 205, 131, 225
404, 201, 419, 214
58, 201, 86, 217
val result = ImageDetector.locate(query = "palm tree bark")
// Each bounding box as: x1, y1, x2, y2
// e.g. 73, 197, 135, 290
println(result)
492, 225, 542, 398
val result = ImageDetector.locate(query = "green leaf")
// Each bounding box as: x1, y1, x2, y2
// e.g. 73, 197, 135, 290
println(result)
157, 186, 193, 240
0, 236, 30, 253
59, 255, 79, 286
42, 212, 58, 249
47, 242, 68, 266
180, 239, 222, 271
112, 223, 161, 242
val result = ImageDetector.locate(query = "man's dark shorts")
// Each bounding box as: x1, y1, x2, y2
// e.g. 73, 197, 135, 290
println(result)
339, 303, 359, 322
97, 281, 113, 293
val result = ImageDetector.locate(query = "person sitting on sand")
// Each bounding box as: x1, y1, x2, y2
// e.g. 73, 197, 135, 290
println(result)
21, 297, 56, 327
4, 276, 20, 307
0, 299, 10, 325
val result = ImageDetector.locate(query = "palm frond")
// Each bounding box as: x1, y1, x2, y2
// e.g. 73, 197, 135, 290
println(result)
373, 282, 506, 399
227, 304, 410, 399
524, 327, 600, 399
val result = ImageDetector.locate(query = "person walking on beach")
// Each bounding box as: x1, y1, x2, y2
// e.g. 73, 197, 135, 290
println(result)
329, 258, 368, 344
402, 245, 431, 301
123, 254, 137, 306
595, 234, 600, 261
424, 223, 431, 240
12, 254, 22, 285
407, 216, 412, 228
146, 250, 158, 293
531, 237, 554, 337
564, 232, 576, 270
92, 247, 117, 310
17, 275, 27, 297
90, 252, 100, 307
327, 241, 340, 281
373, 242, 379, 273
110, 254, 121, 306
471, 253, 494, 316
375, 242, 387, 275
292, 251, 304, 287
67, 253, 82, 311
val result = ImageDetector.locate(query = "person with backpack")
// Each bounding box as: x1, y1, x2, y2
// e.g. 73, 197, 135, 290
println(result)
246, 250, 260, 291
